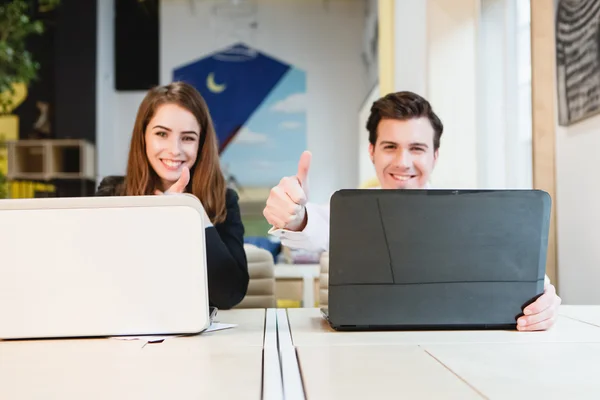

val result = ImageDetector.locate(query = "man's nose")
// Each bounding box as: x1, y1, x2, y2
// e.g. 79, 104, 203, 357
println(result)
393, 149, 412, 169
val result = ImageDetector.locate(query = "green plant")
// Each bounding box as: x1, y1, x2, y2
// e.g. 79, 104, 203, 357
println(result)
0, 0, 60, 115
0, 0, 59, 197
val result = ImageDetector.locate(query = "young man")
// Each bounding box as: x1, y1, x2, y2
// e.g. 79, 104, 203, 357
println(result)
263, 91, 561, 331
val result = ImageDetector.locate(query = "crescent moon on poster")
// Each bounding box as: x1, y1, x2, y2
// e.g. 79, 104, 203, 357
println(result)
206, 72, 227, 93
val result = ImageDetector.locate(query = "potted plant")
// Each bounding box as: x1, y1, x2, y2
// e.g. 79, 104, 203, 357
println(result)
0, 0, 59, 198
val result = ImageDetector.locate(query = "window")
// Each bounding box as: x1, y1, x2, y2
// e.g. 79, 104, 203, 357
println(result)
477, 0, 532, 189
515, 0, 532, 189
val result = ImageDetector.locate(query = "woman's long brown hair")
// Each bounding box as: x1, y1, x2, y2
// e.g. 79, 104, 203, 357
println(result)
123, 81, 227, 224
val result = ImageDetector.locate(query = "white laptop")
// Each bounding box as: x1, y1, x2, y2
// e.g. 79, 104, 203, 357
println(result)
0, 193, 211, 339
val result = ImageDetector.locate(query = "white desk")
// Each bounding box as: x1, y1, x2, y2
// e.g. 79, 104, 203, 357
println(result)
286, 308, 600, 346
282, 306, 600, 399
559, 304, 600, 327
274, 263, 320, 307
297, 345, 481, 399
0, 309, 273, 400
420, 342, 600, 398
5, 306, 600, 399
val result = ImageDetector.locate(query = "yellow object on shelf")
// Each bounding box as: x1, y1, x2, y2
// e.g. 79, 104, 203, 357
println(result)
9, 181, 56, 199
0, 82, 28, 114
0, 82, 29, 199
0, 115, 19, 176
277, 299, 301, 308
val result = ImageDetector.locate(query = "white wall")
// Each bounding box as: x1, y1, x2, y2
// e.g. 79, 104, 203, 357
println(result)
427, 0, 479, 189
97, 0, 370, 204
358, 84, 380, 185
97, 0, 153, 180
393, 0, 428, 95
477, 0, 508, 189
556, 115, 600, 304
97, 91, 146, 178
551, 0, 600, 304
96, 0, 117, 182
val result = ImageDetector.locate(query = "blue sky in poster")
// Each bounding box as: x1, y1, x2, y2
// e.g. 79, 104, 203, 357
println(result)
220, 67, 307, 187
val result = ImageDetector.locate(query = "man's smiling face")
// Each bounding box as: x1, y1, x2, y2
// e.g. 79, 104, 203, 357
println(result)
369, 117, 438, 189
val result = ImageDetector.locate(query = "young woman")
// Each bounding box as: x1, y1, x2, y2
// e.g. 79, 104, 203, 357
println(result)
96, 81, 249, 309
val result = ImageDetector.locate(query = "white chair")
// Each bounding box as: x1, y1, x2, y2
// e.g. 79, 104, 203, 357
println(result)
235, 244, 276, 308
319, 251, 329, 306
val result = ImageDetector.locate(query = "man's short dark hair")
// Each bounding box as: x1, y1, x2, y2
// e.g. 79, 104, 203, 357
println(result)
366, 91, 443, 150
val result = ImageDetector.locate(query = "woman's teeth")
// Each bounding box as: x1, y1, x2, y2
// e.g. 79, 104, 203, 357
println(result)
162, 159, 183, 169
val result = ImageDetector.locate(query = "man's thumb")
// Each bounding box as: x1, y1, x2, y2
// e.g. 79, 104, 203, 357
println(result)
296, 151, 311, 190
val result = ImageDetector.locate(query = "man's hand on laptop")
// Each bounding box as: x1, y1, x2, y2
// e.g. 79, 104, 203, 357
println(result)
264, 151, 311, 231
516, 275, 562, 331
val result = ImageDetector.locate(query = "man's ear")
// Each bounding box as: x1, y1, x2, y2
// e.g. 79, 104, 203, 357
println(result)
433, 149, 439, 166
369, 143, 375, 163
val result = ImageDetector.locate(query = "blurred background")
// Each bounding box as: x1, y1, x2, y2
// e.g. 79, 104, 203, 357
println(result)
0, 0, 597, 307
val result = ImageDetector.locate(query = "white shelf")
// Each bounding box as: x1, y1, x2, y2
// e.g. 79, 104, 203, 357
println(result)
274, 263, 321, 307
7, 139, 95, 181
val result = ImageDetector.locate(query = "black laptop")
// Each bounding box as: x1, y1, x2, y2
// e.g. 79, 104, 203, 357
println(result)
321, 189, 550, 331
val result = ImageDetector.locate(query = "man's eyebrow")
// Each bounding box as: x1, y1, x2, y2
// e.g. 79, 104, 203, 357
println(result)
379, 141, 429, 148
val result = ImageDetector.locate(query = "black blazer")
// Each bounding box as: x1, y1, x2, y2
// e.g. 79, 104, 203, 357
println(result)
96, 176, 249, 309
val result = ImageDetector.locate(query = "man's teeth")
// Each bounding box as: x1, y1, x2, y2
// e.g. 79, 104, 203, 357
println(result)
392, 175, 413, 181
163, 160, 182, 168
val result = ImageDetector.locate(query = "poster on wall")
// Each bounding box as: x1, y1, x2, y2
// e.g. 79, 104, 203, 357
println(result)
556, 0, 600, 126
173, 43, 307, 226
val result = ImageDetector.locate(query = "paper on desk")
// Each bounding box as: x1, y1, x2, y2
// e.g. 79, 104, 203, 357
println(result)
204, 322, 237, 333
109, 322, 237, 343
